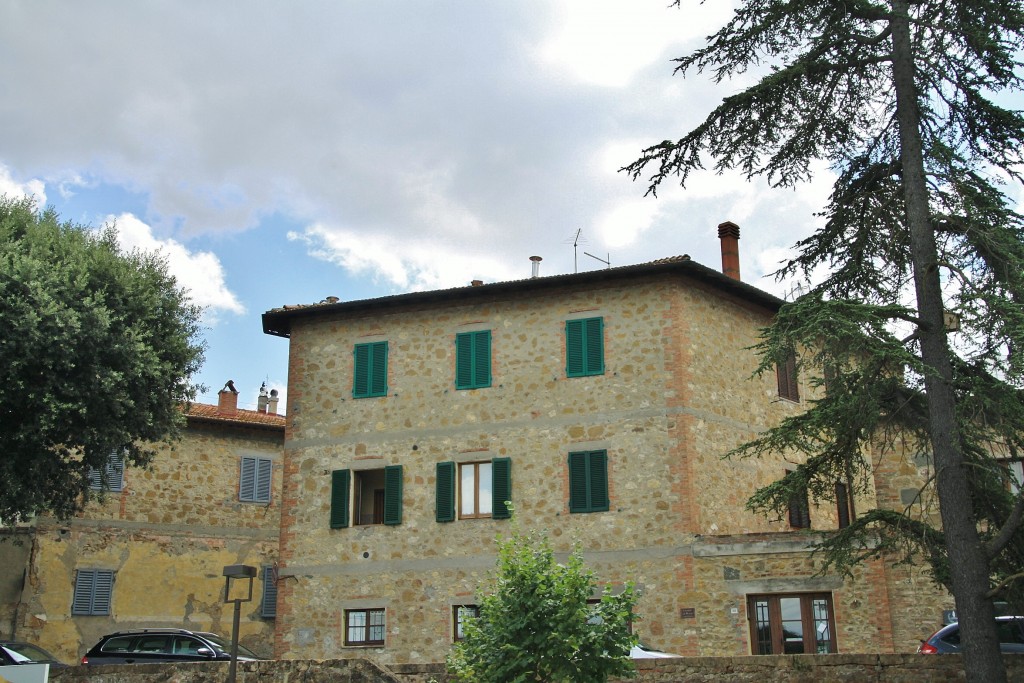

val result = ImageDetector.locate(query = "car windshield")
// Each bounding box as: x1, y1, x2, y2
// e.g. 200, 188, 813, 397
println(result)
1, 642, 57, 663
197, 633, 259, 659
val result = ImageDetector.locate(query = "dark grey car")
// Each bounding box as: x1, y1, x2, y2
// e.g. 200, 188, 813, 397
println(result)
81, 628, 261, 665
0, 640, 67, 667
918, 616, 1024, 654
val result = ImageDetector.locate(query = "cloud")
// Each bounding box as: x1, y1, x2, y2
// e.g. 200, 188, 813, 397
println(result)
0, 165, 46, 205
103, 213, 245, 319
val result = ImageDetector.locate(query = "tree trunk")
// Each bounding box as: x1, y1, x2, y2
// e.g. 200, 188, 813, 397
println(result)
889, 2, 1005, 681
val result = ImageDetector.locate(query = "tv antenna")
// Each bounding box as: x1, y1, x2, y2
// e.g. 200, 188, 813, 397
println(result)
565, 228, 586, 273
584, 251, 610, 269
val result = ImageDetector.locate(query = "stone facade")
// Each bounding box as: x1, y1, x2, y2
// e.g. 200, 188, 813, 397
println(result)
263, 252, 953, 666
0, 387, 285, 664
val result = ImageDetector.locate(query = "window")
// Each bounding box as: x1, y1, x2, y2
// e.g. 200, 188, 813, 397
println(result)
330, 466, 403, 528
353, 341, 388, 398
835, 482, 853, 529
455, 331, 491, 390
748, 593, 836, 654
88, 450, 124, 492
787, 471, 811, 529
568, 450, 609, 513
435, 459, 511, 522
261, 565, 278, 618
72, 568, 114, 616
239, 456, 272, 503
345, 608, 385, 646
776, 350, 800, 402
453, 605, 479, 641
1005, 460, 1023, 495
565, 317, 604, 377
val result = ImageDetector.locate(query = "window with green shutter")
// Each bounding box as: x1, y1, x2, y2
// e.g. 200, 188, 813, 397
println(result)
436, 457, 512, 522
455, 330, 492, 390
353, 341, 389, 398
568, 450, 609, 513
565, 317, 604, 377
331, 466, 403, 527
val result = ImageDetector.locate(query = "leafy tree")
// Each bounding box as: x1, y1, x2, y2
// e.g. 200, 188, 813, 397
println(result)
0, 196, 205, 522
625, 2, 1024, 680
447, 516, 638, 683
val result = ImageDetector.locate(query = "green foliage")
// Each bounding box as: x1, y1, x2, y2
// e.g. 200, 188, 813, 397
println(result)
447, 515, 637, 683
0, 196, 205, 521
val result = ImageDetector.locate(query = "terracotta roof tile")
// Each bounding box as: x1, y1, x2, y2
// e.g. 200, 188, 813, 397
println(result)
185, 402, 285, 429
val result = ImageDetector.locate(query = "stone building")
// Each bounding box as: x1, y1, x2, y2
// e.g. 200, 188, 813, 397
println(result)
0, 383, 285, 663
261, 225, 951, 666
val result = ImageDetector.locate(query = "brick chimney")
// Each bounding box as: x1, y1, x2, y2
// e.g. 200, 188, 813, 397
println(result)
718, 221, 741, 280
218, 380, 239, 415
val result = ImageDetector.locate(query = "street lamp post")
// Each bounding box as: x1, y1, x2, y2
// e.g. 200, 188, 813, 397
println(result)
222, 564, 256, 683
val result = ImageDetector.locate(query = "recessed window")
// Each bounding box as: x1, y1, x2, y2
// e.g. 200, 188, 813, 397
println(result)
435, 459, 511, 522
330, 466, 403, 528
88, 450, 124, 493
787, 470, 811, 529
568, 450, 609, 513
565, 317, 604, 377
748, 593, 836, 654
72, 568, 114, 616
239, 456, 272, 503
453, 605, 479, 641
776, 350, 800, 402
353, 341, 388, 398
455, 331, 491, 390
835, 482, 853, 529
345, 608, 385, 646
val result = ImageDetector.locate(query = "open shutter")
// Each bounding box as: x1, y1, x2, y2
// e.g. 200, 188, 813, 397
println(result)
584, 318, 604, 375
330, 469, 351, 528
566, 320, 585, 377
436, 462, 456, 522
371, 342, 389, 396
491, 457, 512, 519
261, 565, 278, 618
383, 465, 403, 525
72, 570, 95, 615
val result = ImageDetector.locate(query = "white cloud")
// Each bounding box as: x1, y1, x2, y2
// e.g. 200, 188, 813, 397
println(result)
103, 213, 245, 319
0, 165, 46, 205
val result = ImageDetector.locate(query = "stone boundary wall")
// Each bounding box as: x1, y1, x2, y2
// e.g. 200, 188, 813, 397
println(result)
49, 654, 1023, 682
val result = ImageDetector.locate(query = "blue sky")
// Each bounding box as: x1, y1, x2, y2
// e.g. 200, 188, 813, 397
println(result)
0, 1, 875, 412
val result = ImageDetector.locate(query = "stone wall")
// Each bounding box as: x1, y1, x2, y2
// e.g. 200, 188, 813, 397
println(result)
8, 416, 284, 664
47, 655, 1024, 683
274, 271, 951, 664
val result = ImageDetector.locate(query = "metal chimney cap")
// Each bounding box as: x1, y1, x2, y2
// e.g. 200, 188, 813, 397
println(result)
529, 255, 543, 262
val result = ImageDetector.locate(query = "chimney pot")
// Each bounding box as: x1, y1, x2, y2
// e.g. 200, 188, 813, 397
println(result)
471, 279, 483, 287
530, 255, 542, 278
717, 221, 741, 280
268, 389, 280, 415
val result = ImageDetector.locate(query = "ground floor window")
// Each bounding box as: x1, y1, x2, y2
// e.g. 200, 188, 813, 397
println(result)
453, 605, 479, 641
748, 593, 836, 654
345, 608, 385, 646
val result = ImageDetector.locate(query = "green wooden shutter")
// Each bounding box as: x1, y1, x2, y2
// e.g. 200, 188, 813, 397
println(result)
588, 450, 609, 511
330, 469, 351, 528
566, 320, 585, 377
383, 465, 403, 525
584, 317, 604, 375
370, 342, 389, 396
353, 344, 371, 397
474, 331, 491, 387
456, 331, 491, 389
491, 457, 512, 519
455, 334, 474, 389
568, 451, 590, 512
436, 461, 456, 523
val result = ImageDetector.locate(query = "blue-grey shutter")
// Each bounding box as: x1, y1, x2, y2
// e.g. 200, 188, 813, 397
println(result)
330, 470, 351, 528
383, 465, 403, 525
436, 462, 456, 523
256, 458, 272, 503
72, 569, 113, 615
491, 457, 512, 520
261, 565, 278, 618
240, 457, 256, 501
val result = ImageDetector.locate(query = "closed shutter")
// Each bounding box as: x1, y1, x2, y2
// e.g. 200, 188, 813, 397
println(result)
491, 457, 512, 519
353, 342, 388, 398
455, 334, 474, 389
777, 351, 800, 401
261, 565, 278, 618
456, 331, 491, 389
383, 465, 403, 525
330, 469, 351, 528
566, 318, 604, 377
436, 462, 456, 523
353, 344, 371, 397
836, 482, 851, 529
568, 451, 590, 512
370, 342, 388, 396
240, 457, 256, 501
256, 458, 272, 502
568, 450, 609, 513
72, 569, 113, 615
588, 450, 609, 511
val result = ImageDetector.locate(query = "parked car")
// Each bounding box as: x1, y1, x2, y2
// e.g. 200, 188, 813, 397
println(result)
81, 628, 262, 665
0, 640, 67, 667
918, 615, 1024, 654
629, 644, 680, 658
